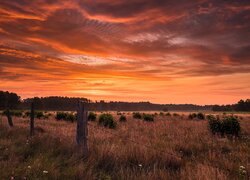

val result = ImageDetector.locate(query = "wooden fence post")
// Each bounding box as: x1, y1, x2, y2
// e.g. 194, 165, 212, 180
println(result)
30, 102, 35, 136
76, 101, 88, 156
6, 109, 14, 127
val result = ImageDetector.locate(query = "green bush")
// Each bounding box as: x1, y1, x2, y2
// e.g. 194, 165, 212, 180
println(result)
221, 116, 240, 137
197, 112, 205, 120
56, 112, 68, 120
159, 112, 164, 116
133, 112, 142, 119
208, 115, 241, 137
208, 115, 221, 135
119, 115, 126, 122
56, 112, 76, 122
88, 112, 97, 121
99, 113, 117, 129
66, 113, 76, 122
35, 111, 44, 119
143, 114, 154, 122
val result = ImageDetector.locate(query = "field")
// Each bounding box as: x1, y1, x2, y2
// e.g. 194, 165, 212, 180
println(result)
0, 111, 249, 179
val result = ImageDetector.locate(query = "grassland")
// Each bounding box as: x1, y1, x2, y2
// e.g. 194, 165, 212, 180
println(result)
0, 112, 249, 179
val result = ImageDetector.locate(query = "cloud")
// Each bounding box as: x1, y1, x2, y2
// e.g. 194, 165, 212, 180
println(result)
0, 0, 249, 104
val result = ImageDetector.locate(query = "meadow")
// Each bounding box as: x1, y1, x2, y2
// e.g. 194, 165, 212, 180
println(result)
0, 111, 249, 179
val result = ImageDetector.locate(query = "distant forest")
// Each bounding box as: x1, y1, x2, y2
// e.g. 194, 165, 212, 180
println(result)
0, 91, 249, 112
212, 99, 250, 112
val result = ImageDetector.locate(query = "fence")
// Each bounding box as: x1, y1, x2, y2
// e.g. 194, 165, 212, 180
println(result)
1, 102, 242, 177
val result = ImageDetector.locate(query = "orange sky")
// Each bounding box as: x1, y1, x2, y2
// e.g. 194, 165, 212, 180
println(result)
0, 0, 250, 105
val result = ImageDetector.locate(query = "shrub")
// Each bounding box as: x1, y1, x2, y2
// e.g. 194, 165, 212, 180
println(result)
47, 113, 52, 117
133, 112, 142, 119
4, 110, 47, 119
117, 111, 122, 115
221, 116, 240, 137
206, 114, 215, 121
208, 115, 241, 137
13, 111, 23, 117
35, 111, 44, 119
56, 112, 68, 120
24, 111, 45, 119
25, 111, 30, 117
99, 113, 117, 129
173, 113, 179, 117
188, 113, 205, 120
119, 115, 126, 122
197, 112, 205, 120
66, 113, 76, 122
3, 110, 23, 117
159, 112, 164, 116
143, 114, 154, 122
208, 115, 221, 135
166, 112, 171, 116
188, 113, 197, 119
56, 112, 76, 122
88, 112, 97, 121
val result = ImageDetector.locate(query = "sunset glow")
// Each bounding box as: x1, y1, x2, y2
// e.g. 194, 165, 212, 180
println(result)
0, 0, 249, 104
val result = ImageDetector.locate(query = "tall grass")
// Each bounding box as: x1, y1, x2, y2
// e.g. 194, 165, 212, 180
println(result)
0, 112, 249, 179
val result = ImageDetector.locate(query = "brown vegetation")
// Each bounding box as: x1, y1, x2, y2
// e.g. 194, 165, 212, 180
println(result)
0, 112, 249, 179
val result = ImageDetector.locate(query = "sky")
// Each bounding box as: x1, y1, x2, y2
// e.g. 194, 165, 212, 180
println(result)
0, 0, 250, 105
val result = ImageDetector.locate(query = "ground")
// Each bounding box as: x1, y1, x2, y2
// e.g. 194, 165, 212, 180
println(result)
0, 111, 249, 179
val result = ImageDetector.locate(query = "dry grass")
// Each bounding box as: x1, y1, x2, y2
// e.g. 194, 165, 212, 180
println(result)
0, 112, 249, 179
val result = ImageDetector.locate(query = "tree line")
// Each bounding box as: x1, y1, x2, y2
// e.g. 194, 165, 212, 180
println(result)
212, 99, 250, 112
0, 90, 249, 111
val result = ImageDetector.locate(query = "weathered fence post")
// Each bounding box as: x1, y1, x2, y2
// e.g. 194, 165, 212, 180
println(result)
76, 101, 88, 156
6, 109, 14, 127
30, 102, 35, 136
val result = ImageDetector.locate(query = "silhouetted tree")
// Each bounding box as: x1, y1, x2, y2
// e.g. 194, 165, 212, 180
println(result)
0, 91, 20, 109
235, 99, 250, 111
213, 99, 250, 112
